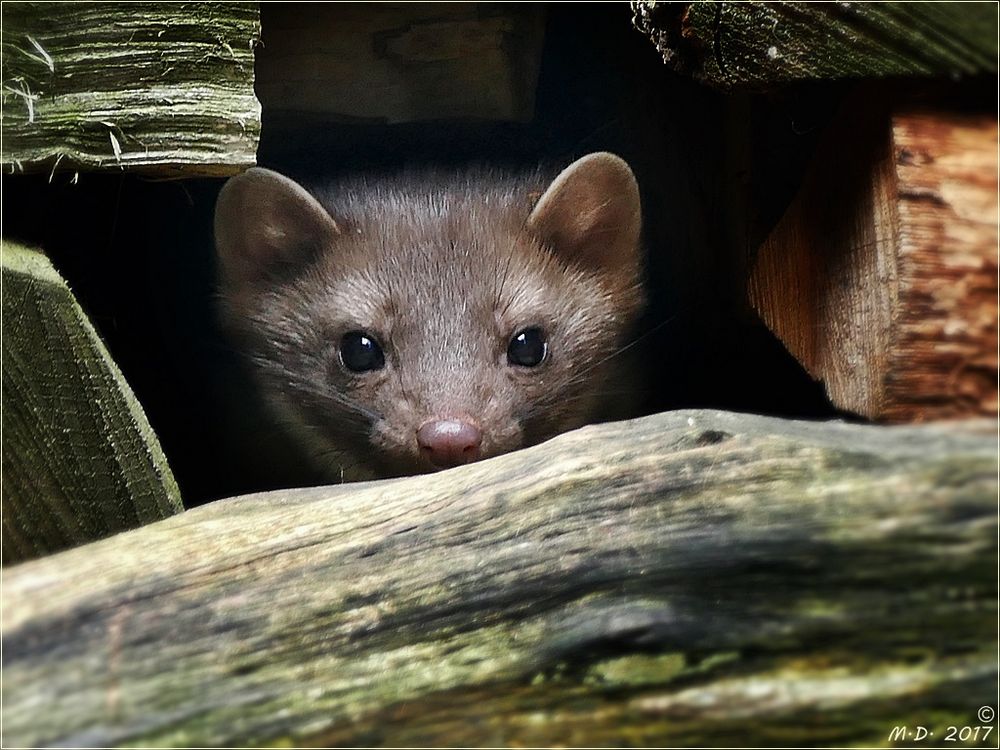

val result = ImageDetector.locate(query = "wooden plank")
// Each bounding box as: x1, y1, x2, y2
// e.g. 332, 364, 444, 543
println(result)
255, 4, 546, 124
632, 1, 998, 90
748, 103, 998, 421
1, 2, 260, 177
1, 241, 182, 565
2, 410, 995, 746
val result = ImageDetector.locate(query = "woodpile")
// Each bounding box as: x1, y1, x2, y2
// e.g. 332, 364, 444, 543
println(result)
2, 2, 997, 746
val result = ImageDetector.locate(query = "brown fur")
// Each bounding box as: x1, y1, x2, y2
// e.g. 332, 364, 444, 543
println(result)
215, 153, 645, 480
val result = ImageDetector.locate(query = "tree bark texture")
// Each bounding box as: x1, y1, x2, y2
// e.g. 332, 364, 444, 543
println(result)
1, 2, 260, 177
1, 242, 182, 565
632, 1, 998, 90
748, 102, 998, 422
3, 410, 995, 747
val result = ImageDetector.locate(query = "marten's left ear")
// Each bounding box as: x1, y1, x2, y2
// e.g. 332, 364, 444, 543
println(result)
527, 152, 641, 274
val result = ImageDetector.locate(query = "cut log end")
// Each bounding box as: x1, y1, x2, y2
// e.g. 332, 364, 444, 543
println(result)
749, 99, 998, 423
1, 3, 261, 177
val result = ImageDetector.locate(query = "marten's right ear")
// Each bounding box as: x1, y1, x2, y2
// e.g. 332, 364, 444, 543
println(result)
214, 167, 340, 285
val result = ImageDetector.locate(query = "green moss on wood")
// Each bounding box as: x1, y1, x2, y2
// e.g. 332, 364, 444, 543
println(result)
1, 2, 260, 176
1, 412, 995, 745
633, 1, 999, 89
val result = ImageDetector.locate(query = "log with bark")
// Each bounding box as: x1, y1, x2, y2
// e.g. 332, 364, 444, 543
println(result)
3, 410, 995, 747
631, 1, 999, 90
748, 100, 998, 423
1, 2, 260, 177
1, 241, 182, 566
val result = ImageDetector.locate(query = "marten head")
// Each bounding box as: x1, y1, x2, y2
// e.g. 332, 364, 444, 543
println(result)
214, 153, 644, 478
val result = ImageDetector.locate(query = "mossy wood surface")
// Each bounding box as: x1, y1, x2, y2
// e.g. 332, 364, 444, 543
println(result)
1, 242, 181, 565
3, 411, 996, 747
1, 2, 260, 177
632, 1, 998, 90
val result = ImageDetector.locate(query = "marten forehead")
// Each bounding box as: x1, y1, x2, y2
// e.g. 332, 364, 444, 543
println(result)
305, 229, 583, 337
330, 207, 551, 286
300, 183, 598, 337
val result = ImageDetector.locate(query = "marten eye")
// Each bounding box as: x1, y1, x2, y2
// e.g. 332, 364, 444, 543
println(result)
507, 327, 547, 368
340, 331, 385, 372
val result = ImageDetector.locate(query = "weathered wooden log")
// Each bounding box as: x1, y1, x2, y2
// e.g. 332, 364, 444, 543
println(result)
748, 102, 998, 422
1, 242, 182, 565
632, 1, 999, 90
1, 2, 260, 177
3, 410, 995, 747
255, 4, 546, 125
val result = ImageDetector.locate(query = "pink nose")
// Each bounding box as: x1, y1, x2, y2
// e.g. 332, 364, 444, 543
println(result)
417, 419, 483, 468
